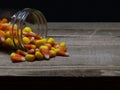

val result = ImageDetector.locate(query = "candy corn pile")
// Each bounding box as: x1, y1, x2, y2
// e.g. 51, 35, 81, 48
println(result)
0, 18, 69, 63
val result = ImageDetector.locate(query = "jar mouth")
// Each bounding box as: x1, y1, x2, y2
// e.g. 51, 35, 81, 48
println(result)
11, 8, 47, 51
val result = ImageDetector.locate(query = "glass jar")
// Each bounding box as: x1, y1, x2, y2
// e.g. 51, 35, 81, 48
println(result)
0, 8, 47, 51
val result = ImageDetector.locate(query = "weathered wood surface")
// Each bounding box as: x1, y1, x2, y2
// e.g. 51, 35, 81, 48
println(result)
1, 22, 120, 76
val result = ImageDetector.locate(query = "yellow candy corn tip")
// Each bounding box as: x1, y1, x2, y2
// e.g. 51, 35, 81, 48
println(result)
39, 45, 49, 50
35, 51, 43, 59
22, 37, 30, 44
5, 38, 14, 47
6, 31, 10, 37
47, 38, 55, 44
49, 50, 56, 57
35, 38, 47, 46
32, 45, 36, 49
10, 52, 16, 58
54, 48, 60, 53
25, 54, 35, 61
60, 42, 66, 47
51, 47, 55, 50
14, 38, 18, 45
22, 27, 32, 33
35, 40, 44, 47
41, 38, 47, 44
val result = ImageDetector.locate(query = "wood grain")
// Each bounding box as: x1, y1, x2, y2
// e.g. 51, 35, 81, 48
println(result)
0, 23, 120, 76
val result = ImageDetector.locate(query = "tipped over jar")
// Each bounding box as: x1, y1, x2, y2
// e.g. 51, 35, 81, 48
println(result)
0, 8, 47, 51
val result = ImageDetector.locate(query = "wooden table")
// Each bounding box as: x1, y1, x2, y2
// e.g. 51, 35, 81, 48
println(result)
1, 22, 120, 76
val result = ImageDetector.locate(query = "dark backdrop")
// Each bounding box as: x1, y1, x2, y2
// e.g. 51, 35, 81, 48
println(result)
1, 0, 120, 22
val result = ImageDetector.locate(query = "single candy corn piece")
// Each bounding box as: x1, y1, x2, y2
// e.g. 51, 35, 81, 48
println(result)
39, 46, 49, 51
33, 34, 41, 39
29, 32, 41, 39
59, 42, 67, 51
5, 31, 10, 38
59, 42, 66, 47
39, 45, 50, 59
25, 44, 36, 50
7, 38, 17, 47
10, 52, 25, 62
45, 42, 52, 50
27, 49, 35, 54
5, 38, 14, 47
25, 54, 35, 61
28, 37, 35, 43
51, 47, 56, 50
10, 52, 16, 58
22, 26, 32, 33
1, 22, 10, 26
30, 32, 41, 40
22, 32, 32, 37
41, 38, 47, 44
6, 30, 17, 37
0, 30, 6, 42
35, 51, 44, 60
47, 38, 55, 45
35, 38, 47, 47
53, 43, 60, 48
59, 46, 67, 52
16, 49, 27, 56
22, 36, 30, 44
1, 23, 11, 31
54, 43, 67, 52
35, 48, 39, 52
23, 32, 41, 39
49, 50, 56, 58
35, 40, 44, 48
54, 48, 60, 53
13, 38, 19, 46
57, 50, 69, 56
8, 24, 18, 31
1, 18, 8, 23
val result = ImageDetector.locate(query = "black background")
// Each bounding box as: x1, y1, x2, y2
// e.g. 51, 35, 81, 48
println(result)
0, 0, 120, 89
1, 0, 120, 22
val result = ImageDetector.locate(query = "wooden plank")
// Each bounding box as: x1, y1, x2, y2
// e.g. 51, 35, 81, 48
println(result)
0, 23, 120, 76
48, 22, 120, 29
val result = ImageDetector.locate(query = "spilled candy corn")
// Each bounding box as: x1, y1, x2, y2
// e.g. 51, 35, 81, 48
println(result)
0, 18, 69, 63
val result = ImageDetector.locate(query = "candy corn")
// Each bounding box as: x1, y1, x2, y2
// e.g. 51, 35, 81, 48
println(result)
5, 38, 14, 47
35, 51, 44, 60
0, 18, 8, 23
49, 50, 56, 58
0, 30, 6, 42
25, 54, 35, 61
10, 52, 25, 62
16, 49, 27, 56
28, 36, 35, 43
57, 50, 69, 56
35, 38, 47, 47
27, 49, 35, 54
0, 18, 69, 63
23, 32, 41, 39
45, 43, 52, 50
25, 44, 36, 49
47, 38, 55, 45
22, 26, 32, 33
22, 36, 31, 44
39, 45, 50, 59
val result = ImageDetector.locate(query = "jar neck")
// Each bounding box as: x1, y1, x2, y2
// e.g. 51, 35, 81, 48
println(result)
10, 8, 47, 50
